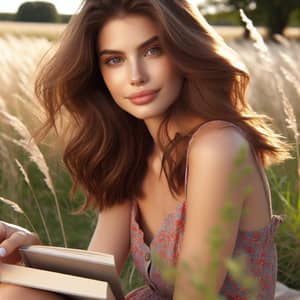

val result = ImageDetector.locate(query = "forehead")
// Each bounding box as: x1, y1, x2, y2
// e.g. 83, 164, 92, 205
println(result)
98, 14, 158, 50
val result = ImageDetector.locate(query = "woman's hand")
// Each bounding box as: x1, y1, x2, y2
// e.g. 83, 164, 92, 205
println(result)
0, 221, 41, 264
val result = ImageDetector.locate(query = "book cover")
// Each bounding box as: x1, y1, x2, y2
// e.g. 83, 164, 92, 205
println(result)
0, 245, 125, 300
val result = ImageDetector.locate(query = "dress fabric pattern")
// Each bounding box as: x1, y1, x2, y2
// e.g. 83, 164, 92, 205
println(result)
125, 120, 283, 300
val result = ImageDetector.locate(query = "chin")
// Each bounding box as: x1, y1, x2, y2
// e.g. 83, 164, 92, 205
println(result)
132, 106, 172, 120
131, 112, 158, 120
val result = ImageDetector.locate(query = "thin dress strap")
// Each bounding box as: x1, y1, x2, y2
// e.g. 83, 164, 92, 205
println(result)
184, 120, 273, 219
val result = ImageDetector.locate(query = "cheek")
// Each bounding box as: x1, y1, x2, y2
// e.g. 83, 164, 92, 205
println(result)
152, 59, 182, 88
101, 68, 125, 97
161, 63, 183, 98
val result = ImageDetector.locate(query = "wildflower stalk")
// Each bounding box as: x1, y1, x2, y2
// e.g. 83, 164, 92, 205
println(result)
0, 109, 67, 246
0, 196, 38, 234
15, 159, 52, 245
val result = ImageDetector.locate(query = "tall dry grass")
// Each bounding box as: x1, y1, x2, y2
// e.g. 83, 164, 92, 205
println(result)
0, 35, 67, 246
238, 10, 299, 175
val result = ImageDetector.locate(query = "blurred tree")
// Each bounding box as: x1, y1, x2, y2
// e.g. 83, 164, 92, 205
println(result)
202, 0, 256, 38
256, 0, 300, 37
16, 1, 59, 23
60, 14, 72, 24
203, 0, 300, 38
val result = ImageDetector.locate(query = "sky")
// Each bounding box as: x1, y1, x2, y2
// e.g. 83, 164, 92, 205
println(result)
0, 0, 204, 14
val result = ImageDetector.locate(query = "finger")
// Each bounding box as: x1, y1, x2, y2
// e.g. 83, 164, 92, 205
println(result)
0, 221, 31, 236
0, 221, 8, 241
0, 231, 38, 258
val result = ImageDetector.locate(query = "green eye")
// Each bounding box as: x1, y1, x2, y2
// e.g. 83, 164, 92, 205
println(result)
105, 57, 123, 65
146, 46, 162, 56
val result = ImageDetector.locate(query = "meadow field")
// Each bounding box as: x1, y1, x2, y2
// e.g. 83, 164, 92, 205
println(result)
1, 20, 300, 40
0, 21, 300, 295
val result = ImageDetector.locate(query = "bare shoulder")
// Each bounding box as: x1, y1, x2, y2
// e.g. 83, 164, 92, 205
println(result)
188, 123, 252, 165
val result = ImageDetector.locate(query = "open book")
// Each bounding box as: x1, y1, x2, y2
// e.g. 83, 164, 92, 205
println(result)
0, 245, 125, 300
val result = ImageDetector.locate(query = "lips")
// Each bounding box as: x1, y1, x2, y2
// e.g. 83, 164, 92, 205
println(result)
128, 89, 159, 99
128, 89, 159, 105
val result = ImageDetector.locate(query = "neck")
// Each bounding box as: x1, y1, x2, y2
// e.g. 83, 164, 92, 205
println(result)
144, 110, 205, 158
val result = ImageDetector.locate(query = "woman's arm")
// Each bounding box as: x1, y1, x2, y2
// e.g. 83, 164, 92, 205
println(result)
88, 200, 132, 275
173, 127, 252, 300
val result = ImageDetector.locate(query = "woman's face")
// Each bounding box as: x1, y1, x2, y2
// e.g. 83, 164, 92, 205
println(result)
97, 14, 184, 120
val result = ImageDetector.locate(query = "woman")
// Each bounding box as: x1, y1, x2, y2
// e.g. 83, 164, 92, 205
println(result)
0, 0, 292, 299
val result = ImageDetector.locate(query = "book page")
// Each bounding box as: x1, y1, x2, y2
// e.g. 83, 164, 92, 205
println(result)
20, 245, 114, 263
0, 263, 113, 300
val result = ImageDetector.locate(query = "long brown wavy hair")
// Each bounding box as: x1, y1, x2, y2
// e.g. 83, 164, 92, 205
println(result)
34, 0, 293, 211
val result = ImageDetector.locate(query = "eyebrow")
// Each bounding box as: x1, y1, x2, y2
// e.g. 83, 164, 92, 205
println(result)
98, 35, 159, 57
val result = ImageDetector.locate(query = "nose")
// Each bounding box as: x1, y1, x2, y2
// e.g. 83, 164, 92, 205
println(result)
130, 58, 147, 86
